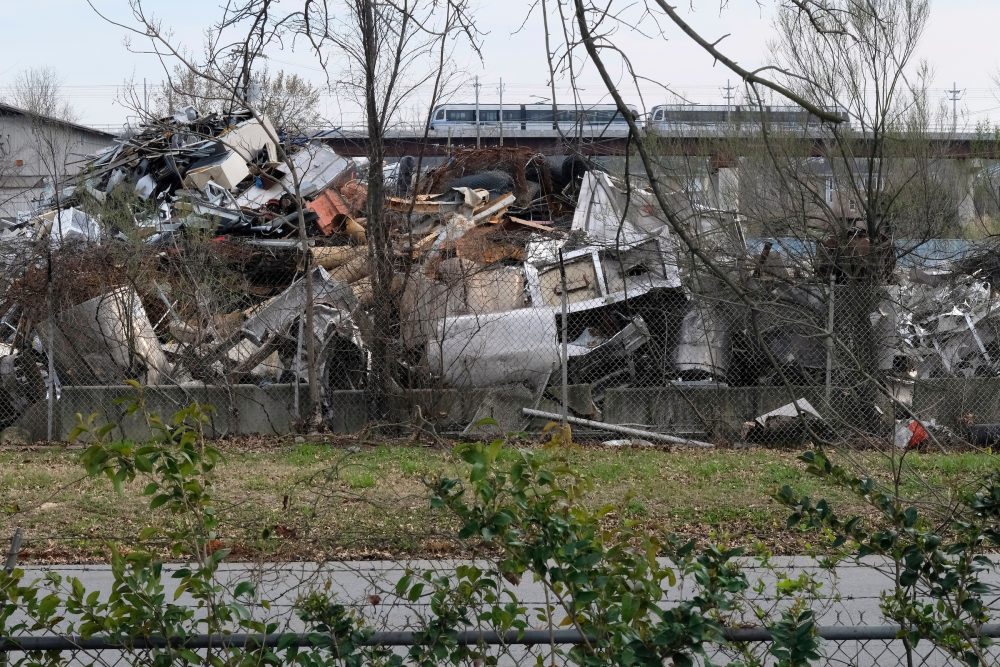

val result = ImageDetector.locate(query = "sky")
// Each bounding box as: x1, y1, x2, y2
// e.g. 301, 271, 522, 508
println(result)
1, 0, 998, 130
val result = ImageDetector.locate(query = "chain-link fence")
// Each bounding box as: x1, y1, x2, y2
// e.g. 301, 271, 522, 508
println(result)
1, 106, 999, 455
3, 553, 1000, 666
2, 623, 999, 666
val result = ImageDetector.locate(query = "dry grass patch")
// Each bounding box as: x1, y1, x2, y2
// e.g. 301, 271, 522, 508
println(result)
0, 440, 993, 563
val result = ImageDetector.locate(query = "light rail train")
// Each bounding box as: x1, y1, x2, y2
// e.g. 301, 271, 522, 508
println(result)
427, 102, 849, 134
428, 103, 639, 131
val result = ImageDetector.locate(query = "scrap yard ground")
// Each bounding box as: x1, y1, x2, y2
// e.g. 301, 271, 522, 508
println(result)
1, 438, 994, 564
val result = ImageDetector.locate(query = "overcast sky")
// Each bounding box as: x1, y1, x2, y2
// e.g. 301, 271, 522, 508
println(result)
1, 1, 998, 129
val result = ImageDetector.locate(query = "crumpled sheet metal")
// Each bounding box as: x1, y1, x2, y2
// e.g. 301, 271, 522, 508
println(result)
236, 143, 353, 209
36, 287, 174, 386
673, 304, 731, 381
892, 280, 1000, 378
428, 306, 654, 390
571, 171, 682, 289
524, 238, 679, 312
242, 266, 357, 346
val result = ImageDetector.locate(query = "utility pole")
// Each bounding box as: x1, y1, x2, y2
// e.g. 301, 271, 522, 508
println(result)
498, 78, 505, 146
722, 79, 736, 122
947, 81, 964, 134
474, 75, 482, 148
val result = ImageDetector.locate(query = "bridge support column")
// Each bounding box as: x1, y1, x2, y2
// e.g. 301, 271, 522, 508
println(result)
710, 165, 740, 213
957, 158, 983, 230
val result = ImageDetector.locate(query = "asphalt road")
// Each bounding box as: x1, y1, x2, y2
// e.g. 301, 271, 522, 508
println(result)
6, 556, 1000, 666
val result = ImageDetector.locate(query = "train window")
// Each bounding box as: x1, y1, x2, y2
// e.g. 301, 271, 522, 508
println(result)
556, 110, 578, 122
446, 110, 476, 121
434, 109, 445, 120
526, 109, 553, 122
478, 110, 500, 122
502, 110, 521, 121
653, 109, 664, 121
594, 110, 620, 123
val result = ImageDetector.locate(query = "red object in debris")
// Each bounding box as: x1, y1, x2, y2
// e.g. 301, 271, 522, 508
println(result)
339, 179, 368, 215
907, 420, 929, 450
308, 188, 352, 236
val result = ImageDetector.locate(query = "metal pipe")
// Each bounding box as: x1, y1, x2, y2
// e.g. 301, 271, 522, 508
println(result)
825, 273, 835, 406
46, 288, 54, 442
558, 250, 569, 427
4, 528, 22, 573
521, 408, 715, 448
293, 315, 304, 419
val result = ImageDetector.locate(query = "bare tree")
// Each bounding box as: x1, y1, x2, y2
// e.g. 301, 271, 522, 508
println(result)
6, 67, 76, 123
86, 0, 344, 426
154, 62, 324, 134
90, 0, 479, 427
320, 0, 480, 421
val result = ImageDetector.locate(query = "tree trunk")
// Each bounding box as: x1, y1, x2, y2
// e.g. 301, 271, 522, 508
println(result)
360, 0, 397, 423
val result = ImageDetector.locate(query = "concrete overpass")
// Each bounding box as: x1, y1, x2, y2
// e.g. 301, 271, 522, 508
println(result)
314, 126, 1000, 159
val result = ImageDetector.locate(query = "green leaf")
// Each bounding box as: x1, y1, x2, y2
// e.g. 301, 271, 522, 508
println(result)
135, 455, 154, 474
36, 593, 60, 619
138, 526, 159, 540
149, 494, 172, 510
407, 582, 425, 602
234, 581, 256, 598
210, 548, 231, 564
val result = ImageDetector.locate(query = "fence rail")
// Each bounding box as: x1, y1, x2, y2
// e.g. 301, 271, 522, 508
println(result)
3, 624, 999, 652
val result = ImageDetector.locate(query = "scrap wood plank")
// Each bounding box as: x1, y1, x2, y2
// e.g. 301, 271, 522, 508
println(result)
502, 216, 565, 235
471, 193, 516, 223
406, 230, 442, 258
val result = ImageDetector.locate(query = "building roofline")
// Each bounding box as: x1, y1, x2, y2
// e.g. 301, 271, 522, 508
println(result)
0, 102, 117, 139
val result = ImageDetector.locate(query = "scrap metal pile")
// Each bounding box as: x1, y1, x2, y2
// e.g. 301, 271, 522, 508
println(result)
0, 108, 690, 429
2, 105, 996, 436
739, 237, 1000, 388
893, 270, 1000, 380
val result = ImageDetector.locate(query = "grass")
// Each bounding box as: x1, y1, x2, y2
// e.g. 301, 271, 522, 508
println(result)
0, 440, 994, 563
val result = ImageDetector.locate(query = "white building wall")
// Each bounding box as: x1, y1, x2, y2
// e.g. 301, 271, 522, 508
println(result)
0, 111, 114, 219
